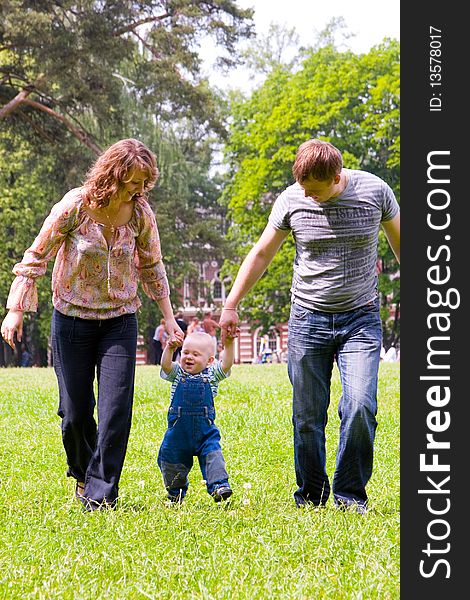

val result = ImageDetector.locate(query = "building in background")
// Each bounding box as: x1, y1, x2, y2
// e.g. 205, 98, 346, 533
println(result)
171, 258, 288, 365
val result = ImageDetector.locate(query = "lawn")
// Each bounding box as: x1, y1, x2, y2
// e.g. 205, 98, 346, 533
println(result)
0, 363, 399, 599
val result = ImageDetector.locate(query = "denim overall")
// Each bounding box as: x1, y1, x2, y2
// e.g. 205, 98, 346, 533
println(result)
157, 369, 229, 501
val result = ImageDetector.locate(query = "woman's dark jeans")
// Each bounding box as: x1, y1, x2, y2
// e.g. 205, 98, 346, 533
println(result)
51, 309, 137, 505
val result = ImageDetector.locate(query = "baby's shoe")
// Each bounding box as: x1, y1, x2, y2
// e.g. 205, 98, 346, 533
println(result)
212, 485, 232, 502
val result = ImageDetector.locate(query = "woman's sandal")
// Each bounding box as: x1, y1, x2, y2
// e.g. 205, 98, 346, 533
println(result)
75, 481, 86, 499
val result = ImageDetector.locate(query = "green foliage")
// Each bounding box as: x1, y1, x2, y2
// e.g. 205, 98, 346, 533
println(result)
221, 41, 400, 332
0, 121, 230, 361
0, 131, 66, 362
0, 0, 254, 148
1, 1, 250, 359
0, 363, 400, 598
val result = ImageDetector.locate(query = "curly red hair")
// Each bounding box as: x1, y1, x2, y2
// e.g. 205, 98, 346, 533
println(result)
82, 138, 159, 208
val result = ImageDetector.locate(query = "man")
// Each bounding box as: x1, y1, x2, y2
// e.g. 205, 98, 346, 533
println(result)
172, 311, 188, 362
219, 139, 400, 513
175, 311, 188, 336
201, 310, 220, 355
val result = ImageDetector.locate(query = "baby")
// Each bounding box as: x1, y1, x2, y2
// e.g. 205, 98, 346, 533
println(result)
158, 330, 235, 504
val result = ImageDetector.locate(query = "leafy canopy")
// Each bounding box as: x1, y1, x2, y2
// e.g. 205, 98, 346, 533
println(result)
0, 0, 254, 151
221, 40, 400, 331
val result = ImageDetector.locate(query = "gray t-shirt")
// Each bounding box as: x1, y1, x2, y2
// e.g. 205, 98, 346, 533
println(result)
268, 168, 399, 312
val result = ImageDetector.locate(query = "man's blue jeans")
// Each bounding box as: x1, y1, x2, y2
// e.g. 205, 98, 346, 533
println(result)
287, 299, 382, 509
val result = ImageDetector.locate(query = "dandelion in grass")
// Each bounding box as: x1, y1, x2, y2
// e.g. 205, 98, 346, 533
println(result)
242, 481, 252, 507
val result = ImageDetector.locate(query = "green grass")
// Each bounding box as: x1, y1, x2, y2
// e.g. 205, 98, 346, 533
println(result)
0, 363, 399, 599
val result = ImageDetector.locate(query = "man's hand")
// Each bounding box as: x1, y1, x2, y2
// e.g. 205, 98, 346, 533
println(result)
219, 308, 240, 345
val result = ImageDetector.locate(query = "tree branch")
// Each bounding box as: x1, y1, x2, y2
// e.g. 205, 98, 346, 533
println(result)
1, 82, 101, 155
0, 89, 33, 119
20, 98, 102, 155
113, 13, 171, 37
131, 29, 163, 61
130, 30, 186, 84
16, 110, 57, 145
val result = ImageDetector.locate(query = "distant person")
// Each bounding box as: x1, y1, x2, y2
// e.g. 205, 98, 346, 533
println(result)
172, 311, 188, 362
187, 316, 203, 335
20, 344, 32, 367
175, 311, 188, 335
220, 139, 400, 513
157, 331, 236, 504
201, 310, 220, 354
153, 318, 168, 365
383, 345, 397, 363
1, 138, 184, 511
258, 334, 272, 364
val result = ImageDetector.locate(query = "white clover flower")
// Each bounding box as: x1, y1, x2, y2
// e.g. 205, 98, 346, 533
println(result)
243, 482, 252, 490
138, 480, 145, 489
243, 498, 250, 506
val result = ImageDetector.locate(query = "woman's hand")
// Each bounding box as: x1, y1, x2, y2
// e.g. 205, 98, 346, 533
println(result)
1, 310, 24, 350
164, 317, 184, 345
155, 297, 185, 345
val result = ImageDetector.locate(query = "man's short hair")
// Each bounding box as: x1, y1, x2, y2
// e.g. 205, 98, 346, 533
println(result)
292, 139, 343, 183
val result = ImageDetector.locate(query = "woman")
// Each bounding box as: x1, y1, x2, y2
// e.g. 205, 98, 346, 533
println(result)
1, 138, 183, 511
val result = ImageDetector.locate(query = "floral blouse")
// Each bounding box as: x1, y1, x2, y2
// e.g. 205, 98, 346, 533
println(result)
6, 188, 170, 319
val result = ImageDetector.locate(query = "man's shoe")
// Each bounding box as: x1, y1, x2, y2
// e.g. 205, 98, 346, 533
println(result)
335, 500, 368, 515
212, 486, 232, 502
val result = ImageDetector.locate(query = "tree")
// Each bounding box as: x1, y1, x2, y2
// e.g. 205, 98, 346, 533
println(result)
0, 0, 254, 153
240, 22, 301, 78
0, 0, 252, 364
0, 102, 230, 364
0, 131, 65, 365
220, 40, 400, 336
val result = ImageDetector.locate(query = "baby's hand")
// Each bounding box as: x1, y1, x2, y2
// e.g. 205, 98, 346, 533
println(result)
224, 327, 240, 342
166, 337, 182, 350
